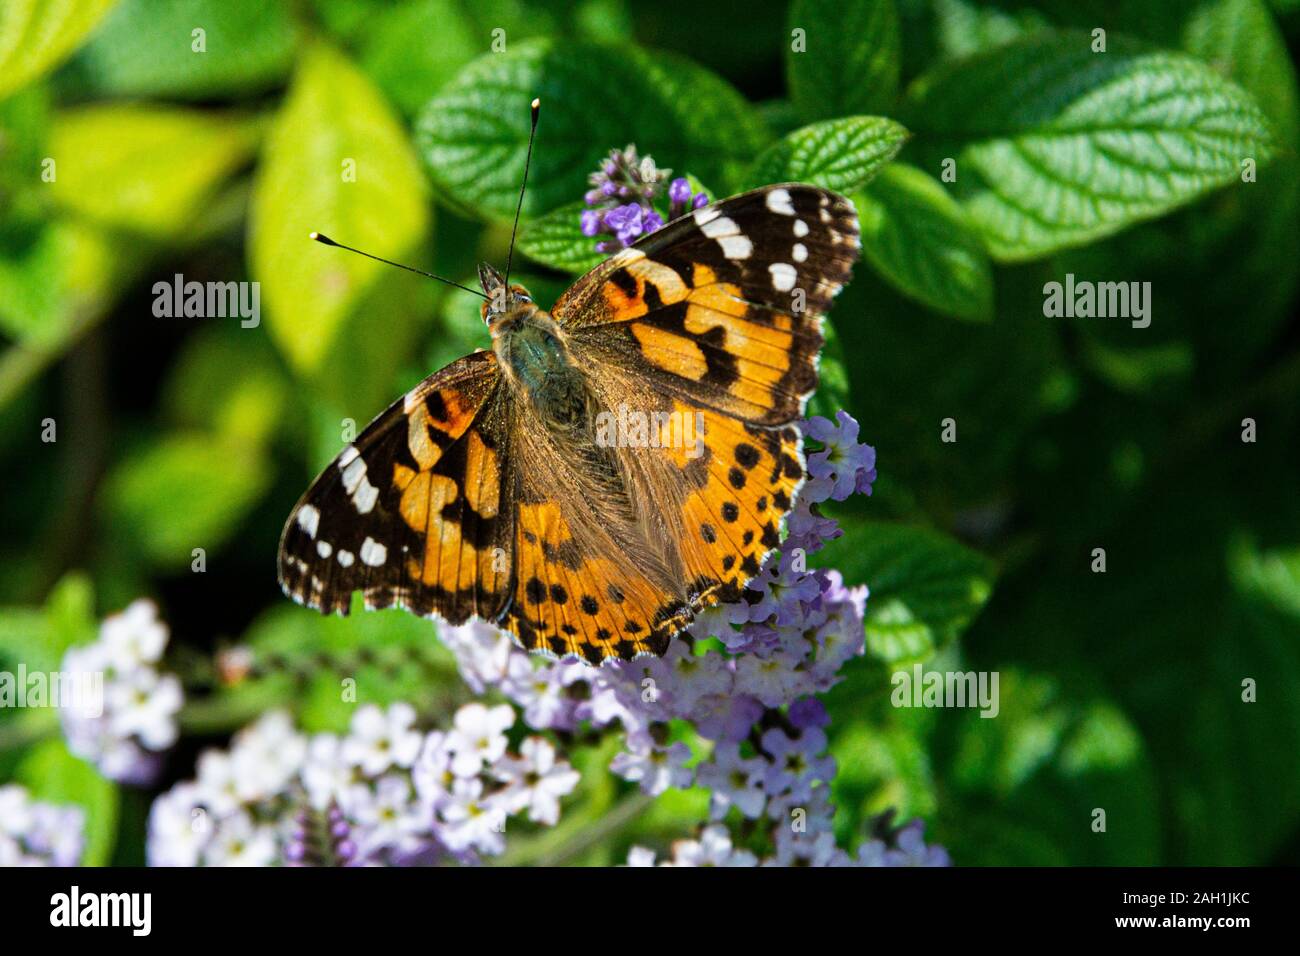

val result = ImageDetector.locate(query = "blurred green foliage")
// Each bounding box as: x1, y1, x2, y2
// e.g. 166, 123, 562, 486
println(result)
0, 0, 1297, 866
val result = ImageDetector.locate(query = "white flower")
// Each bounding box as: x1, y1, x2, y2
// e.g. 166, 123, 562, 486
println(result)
351, 775, 429, 856
610, 741, 693, 796
666, 825, 757, 867
500, 656, 572, 729
438, 777, 507, 855
301, 733, 366, 812
147, 784, 206, 867
445, 703, 514, 778
441, 620, 513, 692
108, 670, 182, 750
495, 737, 579, 826
411, 731, 456, 812
626, 846, 657, 867
343, 703, 424, 776
0, 785, 33, 837
99, 599, 168, 670
202, 812, 277, 867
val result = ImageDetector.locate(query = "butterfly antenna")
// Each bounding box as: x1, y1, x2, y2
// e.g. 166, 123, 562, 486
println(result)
308, 232, 487, 299
504, 97, 541, 287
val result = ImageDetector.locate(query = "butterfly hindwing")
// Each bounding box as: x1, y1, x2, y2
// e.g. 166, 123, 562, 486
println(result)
278, 350, 512, 622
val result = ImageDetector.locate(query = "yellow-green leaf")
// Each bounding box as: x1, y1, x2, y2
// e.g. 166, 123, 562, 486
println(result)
47, 104, 257, 237
0, 0, 118, 100
250, 43, 429, 374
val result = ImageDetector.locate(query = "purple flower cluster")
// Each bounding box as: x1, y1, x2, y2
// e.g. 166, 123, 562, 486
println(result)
139, 409, 948, 867
631, 818, 950, 867
580, 145, 709, 252
146, 703, 579, 866
0, 784, 86, 866
437, 412, 945, 866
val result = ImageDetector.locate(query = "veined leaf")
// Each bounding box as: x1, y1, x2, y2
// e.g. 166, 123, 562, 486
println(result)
418, 39, 765, 220
818, 518, 996, 665
855, 163, 994, 321
748, 116, 909, 192
787, 0, 901, 119
0, 0, 118, 100
250, 43, 429, 373
47, 105, 257, 238
515, 202, 608, 276
904, 32, 1276, 260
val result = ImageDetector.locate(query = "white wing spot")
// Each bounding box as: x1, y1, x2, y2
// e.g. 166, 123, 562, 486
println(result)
353, 481, 378, 515
700, 216, 739, 239
718, 235, 752, 260
692, 205, 720, 227
340, 454, 378, 514
360, 537, 388, 567
769, 262, 797, 292
296, 505, 321, 539
316, 541, 333, 558
338, 445, 360, 467
766, 188, 795, 215
792, 243, 808, 263
337, 550, 355, 568
793, 219, 809, 238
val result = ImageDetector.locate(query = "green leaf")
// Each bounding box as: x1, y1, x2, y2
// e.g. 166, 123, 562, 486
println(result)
162, 328, 289, 448
59, 0, 297, 99
904, 32, 1277, 260
515, 202, 608, 276
194, 602, 462, 735
250, 42, 430, 374
817, 518, 996, 665
16, 738, 119, 866
0, 0, 118, 100
748, 116, 909, 192
0, 574, 96, 675
0, 218, 121, 350
417, 39, 765, 219
102, 433, 272, 568
854, 163, 994, 321
351, 0, 480, 118
47, 105, 257, 238
787, 0, 901, 119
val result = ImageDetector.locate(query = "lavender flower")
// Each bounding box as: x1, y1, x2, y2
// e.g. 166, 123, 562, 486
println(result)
60, 599, 182, 786
434, 410, 945, 866
580, 145, 709, 252
0, 785, 86, 866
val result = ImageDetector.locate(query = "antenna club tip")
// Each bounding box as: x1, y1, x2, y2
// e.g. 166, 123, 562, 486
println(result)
531, 97, 540, 109
309, 231, 337, 246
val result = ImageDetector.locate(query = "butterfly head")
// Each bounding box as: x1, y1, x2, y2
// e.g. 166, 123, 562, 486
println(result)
478, 262, 537, 334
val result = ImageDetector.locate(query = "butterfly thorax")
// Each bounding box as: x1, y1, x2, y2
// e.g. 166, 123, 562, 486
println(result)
491, 305, 591, 431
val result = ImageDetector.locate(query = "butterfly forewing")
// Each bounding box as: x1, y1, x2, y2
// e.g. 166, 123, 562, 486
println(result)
277, 350, 513, 622
553, 184, 859, 426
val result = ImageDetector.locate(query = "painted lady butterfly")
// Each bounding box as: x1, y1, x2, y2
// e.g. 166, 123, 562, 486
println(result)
278, 182, 860, 663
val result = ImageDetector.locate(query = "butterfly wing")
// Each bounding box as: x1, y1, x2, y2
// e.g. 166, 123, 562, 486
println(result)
534, 185, 859, 657
277, 349, 514, 622
553, 184, 859, 426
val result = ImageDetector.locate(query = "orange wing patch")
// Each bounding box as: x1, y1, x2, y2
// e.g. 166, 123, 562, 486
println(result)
670, 401, 803, 607
504, 500, 690, 664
